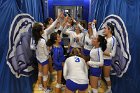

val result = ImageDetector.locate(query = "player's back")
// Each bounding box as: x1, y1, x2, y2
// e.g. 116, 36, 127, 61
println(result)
64, 56, 88, 84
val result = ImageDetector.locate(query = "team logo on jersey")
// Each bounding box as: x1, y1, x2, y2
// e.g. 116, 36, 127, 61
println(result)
98, 14, 131, 77
7, 14, 35, 78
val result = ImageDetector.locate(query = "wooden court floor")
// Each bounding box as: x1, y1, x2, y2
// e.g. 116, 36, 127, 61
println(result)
33, 71, 107, 93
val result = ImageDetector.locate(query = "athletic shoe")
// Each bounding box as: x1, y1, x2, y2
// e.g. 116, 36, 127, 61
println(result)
105, 88, 112, 93
38, 84, 43, 91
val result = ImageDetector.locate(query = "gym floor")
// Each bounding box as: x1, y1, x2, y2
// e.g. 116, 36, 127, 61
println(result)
33, 71, 107, 93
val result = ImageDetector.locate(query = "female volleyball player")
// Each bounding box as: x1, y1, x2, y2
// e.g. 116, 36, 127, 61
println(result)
47, 32, 65, 93
103, 22, 117, 93
63, 48, 89, 93
87, 35, 107, 93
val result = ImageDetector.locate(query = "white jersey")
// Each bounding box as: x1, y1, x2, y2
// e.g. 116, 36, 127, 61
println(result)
104, 36, 117, 59
63, 56, 89, 84
87, 47, 104, 68
84, 33, 93, 50
64, 30, 84, 48
42, 18, 59, 41
36, 38, 50, 62
78, 23, 97, 50
35, 18, 59, 62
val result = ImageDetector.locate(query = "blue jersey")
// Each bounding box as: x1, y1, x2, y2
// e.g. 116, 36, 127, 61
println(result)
52, 45, 65, 70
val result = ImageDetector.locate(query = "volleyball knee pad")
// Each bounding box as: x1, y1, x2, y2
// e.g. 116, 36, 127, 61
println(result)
43, 75, 48, 81
38, 72, 43, 76
55, 83, 62, 88
105, 77, 110, 82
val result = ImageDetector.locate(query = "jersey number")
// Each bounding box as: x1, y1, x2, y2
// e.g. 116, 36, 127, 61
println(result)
75, 57, 80, 62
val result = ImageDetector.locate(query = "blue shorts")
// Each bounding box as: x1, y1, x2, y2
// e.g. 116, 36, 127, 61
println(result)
54, 65, 63, 71
66, 79, 88, 92
104, 59, 112, 66
82, 48, 90, 56
69, 47, 73, 54
89, 67, 102, 77
37, 60, 49, 66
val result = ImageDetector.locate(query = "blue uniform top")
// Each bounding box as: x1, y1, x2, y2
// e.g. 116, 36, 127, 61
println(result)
52, 45, 65, 70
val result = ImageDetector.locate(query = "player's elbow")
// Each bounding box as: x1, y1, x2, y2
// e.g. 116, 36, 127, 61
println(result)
110, 52, 116, 57
99, 61, 103, 66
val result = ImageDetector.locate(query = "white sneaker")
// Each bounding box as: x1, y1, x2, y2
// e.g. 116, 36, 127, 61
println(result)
105, 88, 112, 93
44, 89, 48, 93
61, 85, 65, 91
88, 90, 92, 93
44, 88, 52, 93
38, 84, 43, 90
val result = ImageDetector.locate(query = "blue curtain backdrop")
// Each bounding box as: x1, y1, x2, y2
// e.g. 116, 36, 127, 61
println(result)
0, 0, 45, 93
0, 0, 140, 93
89, 0, 140, 93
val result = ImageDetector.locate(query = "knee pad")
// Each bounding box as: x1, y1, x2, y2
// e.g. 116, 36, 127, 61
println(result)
38, 72, 43, 76
43, 75, 48, 81
105, 77, 110, 82
56, 83, 62, 88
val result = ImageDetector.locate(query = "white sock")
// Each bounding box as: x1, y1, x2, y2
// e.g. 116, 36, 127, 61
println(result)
108, 86, 111, 90
106, 86, 112, 93
92, 88, 98, 93
98, 80, 101, 87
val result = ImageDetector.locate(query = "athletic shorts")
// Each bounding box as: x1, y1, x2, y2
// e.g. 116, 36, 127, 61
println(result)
104, 59, 112, 66
54, 65, 63, 71
82, 48, 90, 56
37, 60, 49, 66
66, 79, 88, 92
89, 67, 102, 77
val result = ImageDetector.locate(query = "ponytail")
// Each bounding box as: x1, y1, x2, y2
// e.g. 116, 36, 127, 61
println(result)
98, 35, 107, 52
32, 23, 43, 45
107, 22, 115, 36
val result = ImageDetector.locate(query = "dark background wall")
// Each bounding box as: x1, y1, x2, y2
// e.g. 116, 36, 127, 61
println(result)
48, 0, 90, 22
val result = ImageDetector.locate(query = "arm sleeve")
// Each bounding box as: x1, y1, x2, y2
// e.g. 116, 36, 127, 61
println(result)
30, 38, 36, 50
92, 23, 98, 38
110, 37, 117, 57
58, 25, 63, 31
87, 50, 103, 66
63, 29, 73, 36
44, 18, 59, 35
78, 23, 88, 35
63, 59, 68, 80
78, 23, 84, 31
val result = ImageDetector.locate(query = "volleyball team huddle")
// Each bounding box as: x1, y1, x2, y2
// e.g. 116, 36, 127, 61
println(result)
31, 12, 116, 93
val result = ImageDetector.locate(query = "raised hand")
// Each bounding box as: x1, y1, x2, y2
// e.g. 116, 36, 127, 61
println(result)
93, 19, 97, 24
58, 12, 64, 19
